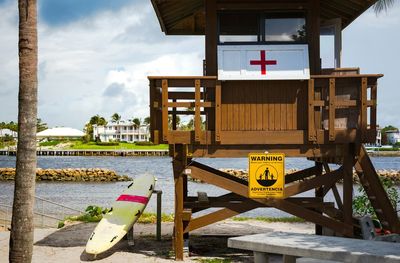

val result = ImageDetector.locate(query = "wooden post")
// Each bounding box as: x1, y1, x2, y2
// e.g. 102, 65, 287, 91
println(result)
360, 78, 368, 142
308, 79, 316, 141
329, 78, 336, 141
172, 144, 187, 260
215, 81, 221, 142
205, 0, 217, 76
315, 162, 323, 235
195, 79, 201, 142
343, 144, 354, 237
162, 79, 169, 142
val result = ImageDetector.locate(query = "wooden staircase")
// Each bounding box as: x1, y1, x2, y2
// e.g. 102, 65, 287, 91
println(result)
355, 145, 400, 233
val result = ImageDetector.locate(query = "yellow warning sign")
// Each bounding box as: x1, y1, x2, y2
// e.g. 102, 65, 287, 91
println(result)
248, 153, 285, 198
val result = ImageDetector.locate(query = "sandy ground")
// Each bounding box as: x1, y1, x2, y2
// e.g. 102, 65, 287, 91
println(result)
0, 220, 314, 262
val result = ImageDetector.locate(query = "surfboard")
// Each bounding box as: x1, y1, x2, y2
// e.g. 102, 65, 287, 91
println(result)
85, 173, 155, 255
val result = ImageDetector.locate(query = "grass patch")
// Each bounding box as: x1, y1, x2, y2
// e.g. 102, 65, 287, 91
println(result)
137, 212, 174, 224
39, 140, 63, 147
69, 141, 168, 150
58, 206, 174, 228
232, 216, 305, 223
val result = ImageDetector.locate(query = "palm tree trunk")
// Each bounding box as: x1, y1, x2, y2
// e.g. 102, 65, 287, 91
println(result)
9, 1, 38, 262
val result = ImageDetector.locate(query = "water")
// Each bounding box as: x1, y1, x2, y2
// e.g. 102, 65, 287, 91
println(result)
1, 155, 399, 218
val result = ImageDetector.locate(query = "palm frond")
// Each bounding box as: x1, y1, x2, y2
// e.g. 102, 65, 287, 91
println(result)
373, 0, 396, 14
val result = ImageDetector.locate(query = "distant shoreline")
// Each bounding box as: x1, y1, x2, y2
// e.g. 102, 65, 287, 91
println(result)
367, 151, 400, 157
0, 149, 169, 157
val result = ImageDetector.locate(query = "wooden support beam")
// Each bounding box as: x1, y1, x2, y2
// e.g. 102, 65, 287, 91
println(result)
184, 201, 259, 233
188, 161, 352, 236
172, 145, 187, 261
189, 161, 248, 197
342, 144, 354, 237
322, 162, 343, 210
355, 145, 400, 233
285, 166, 318, 184
272, 199, 353, 236
284, 168, 343, 198
315, 162, 324, 235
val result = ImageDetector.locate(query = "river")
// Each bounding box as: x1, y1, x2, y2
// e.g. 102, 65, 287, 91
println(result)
1, 155, 400, 218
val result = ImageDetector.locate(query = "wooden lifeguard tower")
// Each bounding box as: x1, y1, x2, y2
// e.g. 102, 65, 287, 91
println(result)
148, 0, 400, 260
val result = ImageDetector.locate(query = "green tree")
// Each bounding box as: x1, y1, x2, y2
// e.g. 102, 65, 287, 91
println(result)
10, 0, 38, 262
143, 116, 151, 125
111, 113, 121, 123
7, 121, 18, 132
84, 115, 107, 142
36, 118, 48, 132
132, 117, 141, 128
381, 125, 398, 145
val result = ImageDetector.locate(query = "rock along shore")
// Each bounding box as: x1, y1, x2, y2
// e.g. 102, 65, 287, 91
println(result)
0, 168, 132, 182
189, 168, 400, 184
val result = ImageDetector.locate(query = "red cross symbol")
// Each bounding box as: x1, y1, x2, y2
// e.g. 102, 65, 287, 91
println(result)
250, 50, 277, 75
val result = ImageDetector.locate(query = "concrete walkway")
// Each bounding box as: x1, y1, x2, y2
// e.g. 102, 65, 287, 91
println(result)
0, 220, 314, 262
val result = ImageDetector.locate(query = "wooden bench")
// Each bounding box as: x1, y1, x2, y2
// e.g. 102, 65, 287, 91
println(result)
228, 232, 400, 263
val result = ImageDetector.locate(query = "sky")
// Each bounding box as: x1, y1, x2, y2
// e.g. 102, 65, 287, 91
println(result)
0, 0, 399, 130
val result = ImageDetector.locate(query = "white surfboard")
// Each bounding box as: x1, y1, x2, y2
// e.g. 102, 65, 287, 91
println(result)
85, 173, 155, 255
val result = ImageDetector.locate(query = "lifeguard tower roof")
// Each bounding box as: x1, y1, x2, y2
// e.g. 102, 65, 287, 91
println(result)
151, 0, 378, 35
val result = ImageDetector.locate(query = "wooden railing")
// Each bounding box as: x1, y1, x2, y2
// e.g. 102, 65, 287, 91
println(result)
149, 74, 381, 145
149, 76, 218, 145
308, 74, 381, 143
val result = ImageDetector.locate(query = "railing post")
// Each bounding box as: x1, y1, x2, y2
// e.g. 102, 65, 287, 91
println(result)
195, 79, 201, 142
215, 81, 221, 142
308, 79, 316, 142
360, 78, 368, 142
329, 78, 336, 141
162, 79, 169, 142
370, 78, 378, 141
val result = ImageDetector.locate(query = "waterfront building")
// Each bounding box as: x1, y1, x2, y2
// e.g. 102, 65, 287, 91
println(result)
92, 121, 150, 143
0, 129, 17, 139
385, 130, 400, 145
37, 127, 85, 140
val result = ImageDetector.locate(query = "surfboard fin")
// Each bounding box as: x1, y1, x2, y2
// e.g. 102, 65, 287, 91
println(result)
135, 210, 141, 217
149, 184, 153, 191
128, 182, 134, 188
110, 235, 118, 243
89, 232, 95, 240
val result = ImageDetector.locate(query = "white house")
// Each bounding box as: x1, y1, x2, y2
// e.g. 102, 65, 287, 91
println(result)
0, 129, 18, 139
385, 130, 400, 145
93, 120, 150, 143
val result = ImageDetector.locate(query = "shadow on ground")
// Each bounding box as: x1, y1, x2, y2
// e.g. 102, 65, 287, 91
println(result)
34, 223, 255, 262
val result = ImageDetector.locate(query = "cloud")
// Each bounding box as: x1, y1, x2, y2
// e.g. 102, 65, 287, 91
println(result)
103, 83, 125, 97
1, 1, 399, 130
0, 1, 204, 129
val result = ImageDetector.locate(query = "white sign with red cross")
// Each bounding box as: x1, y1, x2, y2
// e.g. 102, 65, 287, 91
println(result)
217, 44, 310, 80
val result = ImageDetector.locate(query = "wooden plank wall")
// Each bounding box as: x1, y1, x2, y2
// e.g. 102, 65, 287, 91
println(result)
220, 80, 308, 131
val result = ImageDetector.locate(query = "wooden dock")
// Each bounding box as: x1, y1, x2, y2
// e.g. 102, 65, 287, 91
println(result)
0, 149, 168, 157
